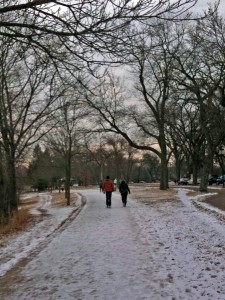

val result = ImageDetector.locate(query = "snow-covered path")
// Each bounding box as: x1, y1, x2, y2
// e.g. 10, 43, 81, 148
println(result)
1, 188, 225, 300
1, 190, 157, 300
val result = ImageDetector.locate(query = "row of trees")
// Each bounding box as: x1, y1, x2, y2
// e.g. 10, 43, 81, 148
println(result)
86, 9, 225, 192
0, 0, 221, 223
26, 137, 161, 191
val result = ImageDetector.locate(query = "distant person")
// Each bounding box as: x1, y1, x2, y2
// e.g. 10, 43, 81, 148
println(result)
103, 176, 114, 208
119, 180, 130, 207
60, 183, 64, 192
114, 178, 117, 191
99, 180, 103, 192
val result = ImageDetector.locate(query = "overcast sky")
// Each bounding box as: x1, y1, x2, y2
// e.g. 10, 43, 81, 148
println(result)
194, 0, 225, 14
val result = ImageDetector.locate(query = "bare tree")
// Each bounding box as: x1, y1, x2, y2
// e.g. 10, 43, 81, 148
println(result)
84, 133, 115, 182
84, 132, 138, 182
86, 19, 179, 190
86, 8, 225, 191
166, 101, 205, 183
170, 12, 225, 191
46, 91, 90, 205
0, 0, 203, 67
0, 37, 65, 220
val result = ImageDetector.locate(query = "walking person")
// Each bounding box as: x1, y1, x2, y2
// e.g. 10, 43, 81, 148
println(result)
103, 176, 114, 208
119, 180, 130, 207
99, 180, 103, 192
113, 178, 117, 191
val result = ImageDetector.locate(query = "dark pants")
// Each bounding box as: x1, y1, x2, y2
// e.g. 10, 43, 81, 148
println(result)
121, 192, 128, 206
106, 191, 112, 207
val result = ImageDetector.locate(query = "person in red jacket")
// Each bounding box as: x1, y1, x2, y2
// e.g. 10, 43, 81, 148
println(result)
103, 176, 114, 208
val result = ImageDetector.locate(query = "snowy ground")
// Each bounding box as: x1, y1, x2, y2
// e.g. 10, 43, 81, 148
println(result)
0, 190, 83, 278
1, 187, 225, 299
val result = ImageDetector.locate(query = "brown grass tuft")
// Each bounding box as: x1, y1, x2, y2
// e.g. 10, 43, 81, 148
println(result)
51, 192, 68, 207
0, 191, 77, 238
130, 186, 178, 204
0, 208, 33, 236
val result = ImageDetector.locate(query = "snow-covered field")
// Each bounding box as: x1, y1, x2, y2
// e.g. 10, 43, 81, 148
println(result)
1, 187, 225, 299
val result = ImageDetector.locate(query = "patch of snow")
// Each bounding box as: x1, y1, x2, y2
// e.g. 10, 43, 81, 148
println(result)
0, 191, 81, 277
1, 188, 225, 299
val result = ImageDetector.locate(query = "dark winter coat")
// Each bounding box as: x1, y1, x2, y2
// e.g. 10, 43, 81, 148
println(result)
119, 181, 130, 194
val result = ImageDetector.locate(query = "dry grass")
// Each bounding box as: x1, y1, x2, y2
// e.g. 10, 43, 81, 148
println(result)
130, 186, 178, 205
0, 208, 33, 236
19, 197, 39, 210
0, 191, 77, 238
51, 192, 71, 208
186, 190, 203, 197
130, 184, 225, 212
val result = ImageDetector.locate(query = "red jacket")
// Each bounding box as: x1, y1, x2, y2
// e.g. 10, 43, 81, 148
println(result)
103, 179, 114, 192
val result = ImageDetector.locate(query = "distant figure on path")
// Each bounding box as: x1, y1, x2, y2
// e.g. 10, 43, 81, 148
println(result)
119, 180, 130, 207
99, 180, 103, 192
103, 176, 114, 208
60, 183, 65, 192
114, 178, 117, 191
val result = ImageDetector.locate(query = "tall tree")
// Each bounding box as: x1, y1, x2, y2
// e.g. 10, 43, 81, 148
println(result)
86, 20, 179, 190
0, 37, 65, 219
84, 133, 115, 182
28, 145, 58, 191
46, 93, 89, 205
171, 12, 225, 191
166, 101, 205, 183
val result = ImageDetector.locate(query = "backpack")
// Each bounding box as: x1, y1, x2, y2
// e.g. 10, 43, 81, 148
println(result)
120, 182, 128, 193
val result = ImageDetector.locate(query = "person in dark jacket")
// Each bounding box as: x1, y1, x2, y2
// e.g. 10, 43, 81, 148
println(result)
103, 176, 114, 208
119, 180, 130, 207
99, 180, 103, 192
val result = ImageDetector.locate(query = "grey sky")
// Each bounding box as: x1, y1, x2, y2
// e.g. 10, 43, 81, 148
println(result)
194, 0, 225, 14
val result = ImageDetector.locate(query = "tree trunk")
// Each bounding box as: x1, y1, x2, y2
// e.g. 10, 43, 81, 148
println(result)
175, 159, 181, 183
6, 153, 18, 214
100, 163, 104, 181
199, 164, 209, 192
65, 139, 72, 206
0, 157, 10, 224
199, 150, 214, 192
159, 131, 169, 190
192, 159, 199, 185
160, 155, 169, 190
